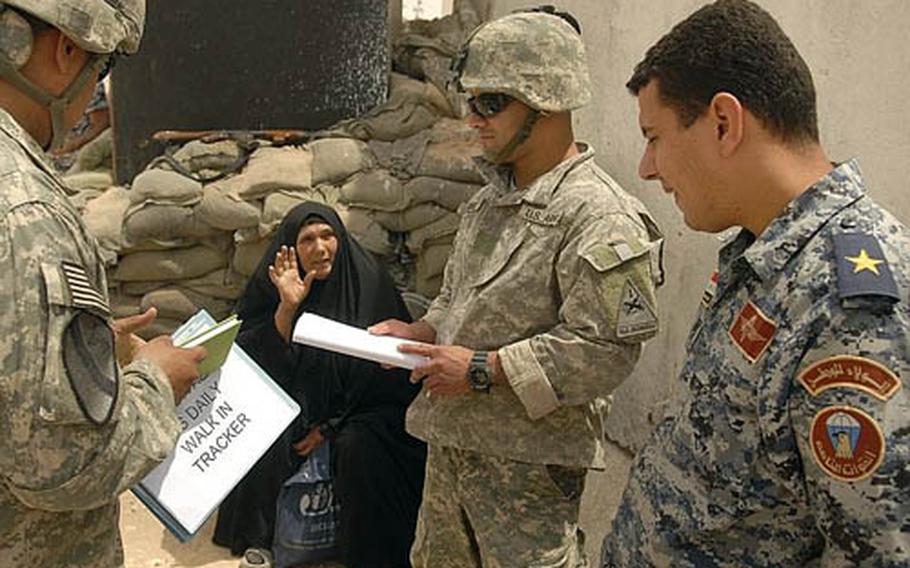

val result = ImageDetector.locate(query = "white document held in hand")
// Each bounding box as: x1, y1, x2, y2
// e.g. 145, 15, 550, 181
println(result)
292, 313, 430, 370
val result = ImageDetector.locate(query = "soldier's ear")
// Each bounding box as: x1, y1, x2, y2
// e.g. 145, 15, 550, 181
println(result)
709, 92, 744, 158
51, 30, 87, 78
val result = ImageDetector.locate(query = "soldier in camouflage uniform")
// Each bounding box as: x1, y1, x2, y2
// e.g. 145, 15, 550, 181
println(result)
0, 1, 206, 566
601, 1, 910, 566
371, 8, 663, 567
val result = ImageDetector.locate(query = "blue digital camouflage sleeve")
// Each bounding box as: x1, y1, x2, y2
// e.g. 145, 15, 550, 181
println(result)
788, 234, 909, 566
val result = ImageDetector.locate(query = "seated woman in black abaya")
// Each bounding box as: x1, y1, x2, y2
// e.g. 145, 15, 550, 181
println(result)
213, 202, 426, 568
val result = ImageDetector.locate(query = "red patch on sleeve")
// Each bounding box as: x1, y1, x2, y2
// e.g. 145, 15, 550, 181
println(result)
810, 406, 885, 482
799, 356, 901, 401
728, 301, 777, 364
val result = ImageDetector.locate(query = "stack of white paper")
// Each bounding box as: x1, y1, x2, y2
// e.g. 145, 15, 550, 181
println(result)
292, 313, 430, 370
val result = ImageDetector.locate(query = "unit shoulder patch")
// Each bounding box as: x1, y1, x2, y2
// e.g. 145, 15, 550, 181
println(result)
798, 355, 901, 401
616, 279, 658, 339
810, 406, 885, 482
728, 301, 777, 364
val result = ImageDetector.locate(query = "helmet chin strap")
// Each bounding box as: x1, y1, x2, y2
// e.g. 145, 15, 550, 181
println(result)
492, 108, 541, 164
0, 54, 102, 151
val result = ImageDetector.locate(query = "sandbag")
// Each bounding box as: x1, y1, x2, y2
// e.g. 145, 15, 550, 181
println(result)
179, 268, 247, 301
63, 171, 113, 192
310, 138, 374, 186
407, 212, 460, 253
136, 318, 184, 341
259, 187, 340, 238
83, 185, 129, 253
140, 288, 198, 322
123, 204, 220, 245
233, 238, 271, 277
130, 168, 203, 207
339, 170, 407, 212
140, 287, 234, 322
113, 245, 228, 282
367, 130, 431, 179
74, 127, 112, 173
214, 146, 314, 200
171, 139, 244, 174
338, 73, 452, 141
415, 239, 454, 297
372, 203, 450, 233
403, 176, 480, 212
195, 187, 261, 231
417, 139, 484, 184
337, 205, 393, 256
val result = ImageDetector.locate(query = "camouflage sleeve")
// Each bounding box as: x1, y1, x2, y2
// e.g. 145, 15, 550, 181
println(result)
788, 304, 909, 565
499, 214, 659, 420
0, 203, 181, 512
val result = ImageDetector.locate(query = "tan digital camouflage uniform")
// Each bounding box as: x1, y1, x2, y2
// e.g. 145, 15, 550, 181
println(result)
602, 161, 910, 567
0, 109, 180, 567
409, 145, 662, 567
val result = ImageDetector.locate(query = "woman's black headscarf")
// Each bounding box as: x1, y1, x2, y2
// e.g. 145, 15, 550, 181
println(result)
234, 201, 417, 431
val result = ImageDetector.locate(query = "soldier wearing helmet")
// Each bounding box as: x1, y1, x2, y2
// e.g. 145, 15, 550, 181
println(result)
0, 1, 206, 566
371, 7, 664, 567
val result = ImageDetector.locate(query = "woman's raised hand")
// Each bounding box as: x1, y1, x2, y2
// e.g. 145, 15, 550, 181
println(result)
268, 245, 317, 308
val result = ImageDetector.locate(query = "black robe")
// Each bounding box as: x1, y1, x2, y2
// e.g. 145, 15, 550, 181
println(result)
213, 202, 426, 568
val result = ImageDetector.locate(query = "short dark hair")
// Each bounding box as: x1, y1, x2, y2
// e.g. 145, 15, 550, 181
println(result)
627, 0, 819, 144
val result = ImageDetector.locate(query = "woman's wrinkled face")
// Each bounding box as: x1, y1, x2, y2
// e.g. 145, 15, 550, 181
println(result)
295, 221, 338, 280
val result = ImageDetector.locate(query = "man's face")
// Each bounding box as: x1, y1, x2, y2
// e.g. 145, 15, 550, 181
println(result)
295, 221, 338, 280
467, 92, 533, 163
636, 80, 735, 233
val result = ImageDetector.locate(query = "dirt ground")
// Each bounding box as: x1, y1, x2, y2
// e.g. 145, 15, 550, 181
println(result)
120, 443, 632, 567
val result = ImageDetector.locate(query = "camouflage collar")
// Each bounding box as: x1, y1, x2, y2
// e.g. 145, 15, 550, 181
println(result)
738, 159, 867, 282
476, 142, 595, 207
0, 108, 64, 183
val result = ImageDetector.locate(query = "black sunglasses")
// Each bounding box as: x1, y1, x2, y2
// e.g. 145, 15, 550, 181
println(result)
467, 93, 514, 118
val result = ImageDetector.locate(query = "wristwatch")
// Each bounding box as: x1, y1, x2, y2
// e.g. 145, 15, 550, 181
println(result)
467, 351, 492, 393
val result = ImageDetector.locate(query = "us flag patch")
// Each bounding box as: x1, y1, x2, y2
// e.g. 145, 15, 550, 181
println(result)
61, 261, 110, 315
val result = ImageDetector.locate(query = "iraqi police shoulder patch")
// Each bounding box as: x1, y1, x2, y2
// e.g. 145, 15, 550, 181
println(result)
834, 233, 899, 306
616, 279, 658, 339
798, 355, 901, 401
810, 406, 885, 482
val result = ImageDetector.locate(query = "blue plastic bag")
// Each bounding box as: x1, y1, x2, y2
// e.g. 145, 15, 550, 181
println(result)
273, 443, 340, 567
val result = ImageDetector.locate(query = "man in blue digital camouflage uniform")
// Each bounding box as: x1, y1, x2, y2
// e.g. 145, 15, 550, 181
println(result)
601, 0, 909, 566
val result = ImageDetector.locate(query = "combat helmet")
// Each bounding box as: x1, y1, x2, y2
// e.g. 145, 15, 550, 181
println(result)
0, 0, 146, 148
454, 8, 591, 113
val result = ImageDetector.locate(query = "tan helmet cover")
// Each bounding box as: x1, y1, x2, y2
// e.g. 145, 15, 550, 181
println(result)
4, 0, 145, 54
456, 11, 591, 112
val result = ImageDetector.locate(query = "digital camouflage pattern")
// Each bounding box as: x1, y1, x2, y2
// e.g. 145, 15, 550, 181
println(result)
412, 445, 587, 568
456, 11, 591, 112
602, 160, 910, 567
0, 108, 180, 567
4, 0, 146, 54
409, 144, 663, 469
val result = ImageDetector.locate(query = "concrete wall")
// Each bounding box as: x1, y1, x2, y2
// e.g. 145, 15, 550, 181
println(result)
489, 0, 910, 558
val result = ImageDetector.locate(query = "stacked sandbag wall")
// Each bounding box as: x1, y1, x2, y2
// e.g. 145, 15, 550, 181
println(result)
67, 3, 489, 337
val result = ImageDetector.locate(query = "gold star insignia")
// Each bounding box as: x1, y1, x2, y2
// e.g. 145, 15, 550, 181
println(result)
845, 249, 885, 276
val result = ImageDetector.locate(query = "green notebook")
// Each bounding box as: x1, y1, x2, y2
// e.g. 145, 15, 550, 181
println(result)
175, 314, 242, 376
